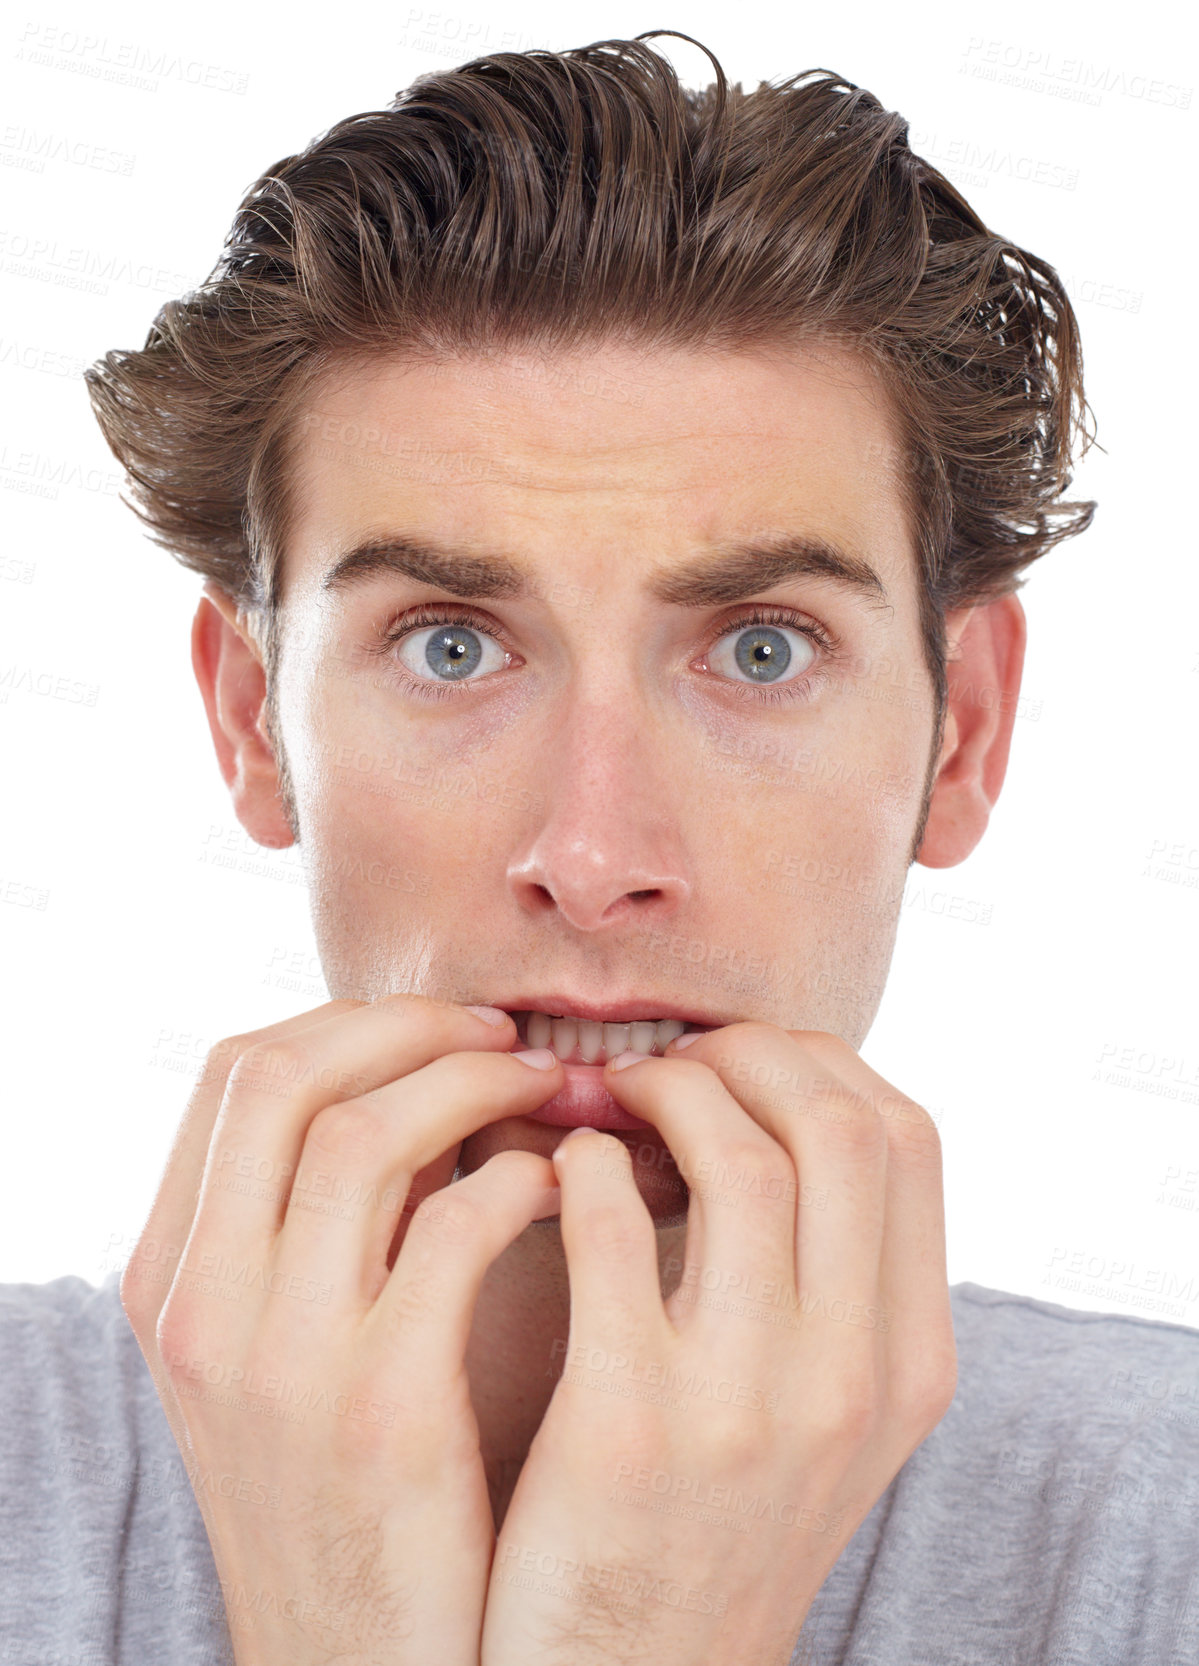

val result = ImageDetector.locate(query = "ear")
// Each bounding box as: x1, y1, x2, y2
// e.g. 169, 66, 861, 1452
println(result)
191, 581, 295, 850
914, 592, 1027, 869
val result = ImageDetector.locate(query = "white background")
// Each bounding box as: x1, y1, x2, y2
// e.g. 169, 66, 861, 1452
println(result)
1, 0, 1195, 1315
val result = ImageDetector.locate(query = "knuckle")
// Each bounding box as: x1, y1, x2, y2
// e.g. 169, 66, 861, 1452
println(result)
895, 1337, 959, 1430
227, 1037, 310, 1098
836, 1397, 878, 1448
155, 1296, 202, 1373
195, 1032, 252, 1091
374, 990, 425, 1010
716, 1135, 793, 1191
382, 1274, 439, 1337
887, 1102, 944, 1166
375, 990, 459, 1027
304, 1098, 386, 1165
707, 1021, 780, 1067
415, 1049, 482, 1095
118, 1258, 153, 1333
208, 1032, 252, 1068
720, 1019, 776, 1046
788, 1028, 849, 1061
482, 1148, 546, 1186
575, 1202, 649, 1263
656, 1056, 721, 1091
817, 1365, 881, 1446
829, 1103, 887, 1160
409, 1188, 486, 1247
699, 1411, 772, 1470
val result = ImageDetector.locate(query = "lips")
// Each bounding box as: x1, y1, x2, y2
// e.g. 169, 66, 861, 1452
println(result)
489, 997, 732, 1027
484, 1000, 728, 1131
518, 1061, 657, 1131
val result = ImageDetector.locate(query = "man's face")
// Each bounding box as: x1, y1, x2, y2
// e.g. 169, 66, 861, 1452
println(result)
255, 338, 940, 1221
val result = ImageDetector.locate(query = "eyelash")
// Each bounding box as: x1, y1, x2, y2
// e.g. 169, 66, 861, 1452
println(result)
369, 602, 838, 705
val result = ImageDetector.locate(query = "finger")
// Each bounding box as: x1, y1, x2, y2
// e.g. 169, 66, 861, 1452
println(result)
362, 1150, 560, 1401
186, 998, 534, 1270
875, 1099, 956, 1425
120, 997, 362, 1336
658, 1027, 889, 1337
119, 998, 363, 1488
550, 1129, 668, 1350
596, 1053, 798, 1352
681, 1029, 954, 1450
269, 1047, 567, 1307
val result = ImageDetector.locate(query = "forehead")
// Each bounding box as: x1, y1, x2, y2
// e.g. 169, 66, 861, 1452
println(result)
281, 337, 915, 607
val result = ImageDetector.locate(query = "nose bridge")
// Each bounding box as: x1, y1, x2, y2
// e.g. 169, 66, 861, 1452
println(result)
505, 671, 694, 930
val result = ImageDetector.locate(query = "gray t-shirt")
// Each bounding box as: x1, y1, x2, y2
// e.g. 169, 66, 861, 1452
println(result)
1, 1270, 1196, 1665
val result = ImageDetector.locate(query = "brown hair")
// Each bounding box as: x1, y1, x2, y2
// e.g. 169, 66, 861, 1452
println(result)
84, 30, 1096, 849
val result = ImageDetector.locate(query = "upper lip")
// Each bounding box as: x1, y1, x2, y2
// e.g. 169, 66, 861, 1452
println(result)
491, 997, 730, 1028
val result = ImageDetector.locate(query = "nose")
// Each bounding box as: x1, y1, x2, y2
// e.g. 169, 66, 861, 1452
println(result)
505, 701, 693, 932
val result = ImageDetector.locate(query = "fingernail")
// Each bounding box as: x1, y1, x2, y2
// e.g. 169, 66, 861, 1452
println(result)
608, 1050, 646, 1071
669, 1031, 703, 1050
466, 1005, 510, 1027
513, 1048, 558, 1069
553, 1126, 594, 1157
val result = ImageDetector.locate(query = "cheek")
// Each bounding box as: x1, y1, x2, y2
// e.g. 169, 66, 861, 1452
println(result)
306, 761, 505, 900
683, 707, 924, 1034
691, 716, 923, 903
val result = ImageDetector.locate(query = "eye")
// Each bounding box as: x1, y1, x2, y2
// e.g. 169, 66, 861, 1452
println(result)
371, 599, 837, 706
388, 607, 511, 685
703, 607, 831, 688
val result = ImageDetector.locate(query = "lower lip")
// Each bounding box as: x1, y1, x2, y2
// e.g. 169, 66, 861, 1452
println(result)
517, 1055, 654, 1130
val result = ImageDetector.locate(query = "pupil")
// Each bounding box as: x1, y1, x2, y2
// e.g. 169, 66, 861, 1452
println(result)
426, 625, 484, 681
735, 625, 791, 683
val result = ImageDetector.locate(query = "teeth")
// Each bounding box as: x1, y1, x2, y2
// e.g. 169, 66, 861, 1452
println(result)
603, 1022, 630, 1057
518, 1010, 693, 1064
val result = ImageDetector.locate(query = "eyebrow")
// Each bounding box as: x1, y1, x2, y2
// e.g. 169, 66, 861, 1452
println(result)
320, 532, 890, 610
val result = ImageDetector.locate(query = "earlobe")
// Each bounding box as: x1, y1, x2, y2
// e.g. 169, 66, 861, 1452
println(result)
914, 593, 1027, 869
191, 582, 295, 850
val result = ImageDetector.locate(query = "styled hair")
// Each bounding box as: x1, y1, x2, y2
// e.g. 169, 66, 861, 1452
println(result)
84, 29, 1096, 849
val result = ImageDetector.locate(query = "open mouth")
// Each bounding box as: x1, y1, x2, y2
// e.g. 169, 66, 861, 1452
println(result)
508, 1009, 717, 1066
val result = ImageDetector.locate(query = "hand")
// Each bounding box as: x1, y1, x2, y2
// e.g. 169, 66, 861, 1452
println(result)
119, 993, 566, 1666
481, 1024, 956, 1666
